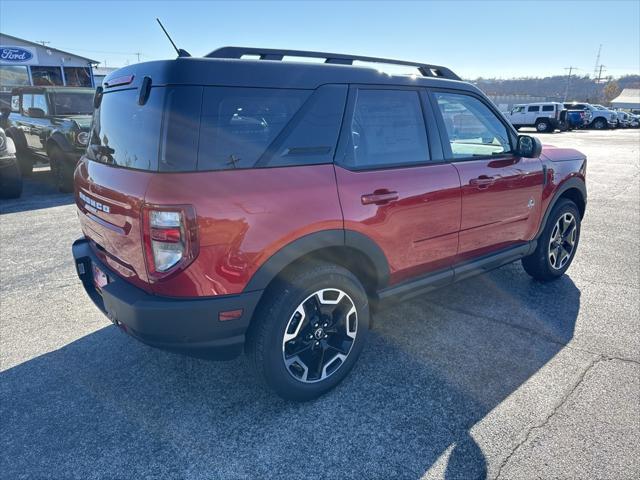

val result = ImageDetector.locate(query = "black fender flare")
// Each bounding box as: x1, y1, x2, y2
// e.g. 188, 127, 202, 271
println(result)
47, 131, 74, 155
243, 229, 390, 293
535, 177, 587, 239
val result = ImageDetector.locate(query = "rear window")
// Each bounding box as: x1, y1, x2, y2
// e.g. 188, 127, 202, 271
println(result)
542, 105, 554, 112
87, 87, 163, 170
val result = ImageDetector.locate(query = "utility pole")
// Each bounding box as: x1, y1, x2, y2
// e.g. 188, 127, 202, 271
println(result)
593, 44, 602, 79
594, 65, 606, 102
563, 66, 575, 102
134, 52, 141, 63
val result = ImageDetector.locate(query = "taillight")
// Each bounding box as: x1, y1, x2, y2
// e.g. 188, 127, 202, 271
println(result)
142, 205, 199, 281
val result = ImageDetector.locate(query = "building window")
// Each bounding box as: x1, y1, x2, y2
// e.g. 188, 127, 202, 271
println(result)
64, 67, 92, 87
0, 65, 30, 88
31, 66, 63, 86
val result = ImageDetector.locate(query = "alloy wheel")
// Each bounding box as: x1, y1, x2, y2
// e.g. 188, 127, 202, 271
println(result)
548, 212, 577, 270
282, 288, 357, 383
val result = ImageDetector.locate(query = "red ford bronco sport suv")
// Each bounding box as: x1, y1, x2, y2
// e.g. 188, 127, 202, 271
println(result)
72, 47, 586, 400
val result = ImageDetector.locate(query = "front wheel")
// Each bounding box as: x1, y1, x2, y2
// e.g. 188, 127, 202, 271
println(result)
592, 118, 606, 130
246, 263, 369, 401
522, 199, 581, 281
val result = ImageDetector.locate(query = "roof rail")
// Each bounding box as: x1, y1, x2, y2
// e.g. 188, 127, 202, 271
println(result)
206, 47, 461, 81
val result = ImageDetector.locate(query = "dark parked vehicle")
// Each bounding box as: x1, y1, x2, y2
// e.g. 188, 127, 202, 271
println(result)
0, 127, 21, 199
561, 109, 589, 130
72, 48, 587, 400
5, 86, 93, 192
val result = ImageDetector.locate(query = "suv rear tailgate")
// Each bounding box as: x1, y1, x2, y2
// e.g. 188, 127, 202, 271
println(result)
75, 158, 153, 291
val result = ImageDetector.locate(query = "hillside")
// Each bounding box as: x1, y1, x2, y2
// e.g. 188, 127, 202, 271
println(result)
472, 74, 640, 103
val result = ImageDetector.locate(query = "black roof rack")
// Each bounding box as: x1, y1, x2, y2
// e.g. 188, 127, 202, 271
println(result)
206, 47, 461, 81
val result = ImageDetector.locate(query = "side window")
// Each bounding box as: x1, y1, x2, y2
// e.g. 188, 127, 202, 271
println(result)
528, 106, 540, 112
343, 89, 429, 169
32, 94, 49, 115
198, 87, 309, 171
264, 84, 347, 168
542, 105, 554, 112
512, 106, 525, 113
434, 92, 512, 159
21, 94, 32, 113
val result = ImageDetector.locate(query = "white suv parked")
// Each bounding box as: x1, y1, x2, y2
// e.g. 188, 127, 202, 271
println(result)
507, 102, 563, 133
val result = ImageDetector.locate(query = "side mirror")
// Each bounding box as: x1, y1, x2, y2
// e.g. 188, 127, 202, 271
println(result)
516, 135, 542, 158
93, 86, 103, 109
27, 107, 45, 118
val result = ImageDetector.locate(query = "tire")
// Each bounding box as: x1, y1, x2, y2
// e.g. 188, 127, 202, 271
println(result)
49, 146, 75, 193
592, 118, 606, 130
522, 199, 581, 281
535, 119, 550, 133
246, 262, 370, 401
0, 160, 23, 199
14, 146, 33, 176
6, 131, 34, 176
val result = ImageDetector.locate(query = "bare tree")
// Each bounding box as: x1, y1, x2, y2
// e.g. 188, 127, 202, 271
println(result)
602, 81, 622, 105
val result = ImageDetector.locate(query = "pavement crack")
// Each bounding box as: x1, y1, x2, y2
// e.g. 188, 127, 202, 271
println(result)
493, 355, 605, 480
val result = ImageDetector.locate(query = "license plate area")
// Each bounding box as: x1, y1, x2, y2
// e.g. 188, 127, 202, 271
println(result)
92, 263, 109, 291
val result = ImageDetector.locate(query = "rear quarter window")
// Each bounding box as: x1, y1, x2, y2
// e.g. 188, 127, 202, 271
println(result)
542, 105, 554, 112
197, 87, 310, 171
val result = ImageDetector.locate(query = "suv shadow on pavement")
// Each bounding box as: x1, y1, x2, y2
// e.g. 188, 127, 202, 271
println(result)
0, 264, 580, 479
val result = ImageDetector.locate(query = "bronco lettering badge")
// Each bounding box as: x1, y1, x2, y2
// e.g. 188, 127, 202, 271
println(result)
79, 192, 110, 213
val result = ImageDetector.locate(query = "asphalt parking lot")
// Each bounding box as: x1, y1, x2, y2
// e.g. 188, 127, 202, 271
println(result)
1, 129, 638, 479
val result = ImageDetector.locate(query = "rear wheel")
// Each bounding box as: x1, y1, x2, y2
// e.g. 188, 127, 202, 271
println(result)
535, 119, 551, 133
49, 146, 75, 193
0, 159, 23, 199
522, 199, 581, 281
246, 262, 369, 401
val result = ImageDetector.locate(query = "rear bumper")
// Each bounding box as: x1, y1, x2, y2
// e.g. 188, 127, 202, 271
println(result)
72, 238, 262, 359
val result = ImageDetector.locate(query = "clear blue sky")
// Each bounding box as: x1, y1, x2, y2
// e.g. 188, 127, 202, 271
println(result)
1, 0, 638, 79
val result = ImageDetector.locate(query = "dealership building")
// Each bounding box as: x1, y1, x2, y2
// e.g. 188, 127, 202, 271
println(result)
0, 33, 98, 103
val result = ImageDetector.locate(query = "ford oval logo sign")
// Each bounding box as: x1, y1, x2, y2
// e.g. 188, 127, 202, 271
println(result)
0, 47, 33, 62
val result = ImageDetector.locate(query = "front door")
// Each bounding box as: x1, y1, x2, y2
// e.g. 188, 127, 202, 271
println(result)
431, 90, 544, 262
334, 87, 461, 285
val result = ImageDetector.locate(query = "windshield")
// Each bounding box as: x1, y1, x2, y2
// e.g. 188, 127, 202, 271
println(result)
51, 91, 94, 115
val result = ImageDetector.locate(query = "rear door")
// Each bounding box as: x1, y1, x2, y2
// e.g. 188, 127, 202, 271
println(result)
334, 86, 461, 285
76, 85, 165, 291
430, 90, 544, 262
527, 104, 540, 125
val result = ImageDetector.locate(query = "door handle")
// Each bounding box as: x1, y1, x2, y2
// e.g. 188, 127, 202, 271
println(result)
469, 175, 495, 188
361, 190, 399, 205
